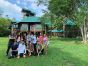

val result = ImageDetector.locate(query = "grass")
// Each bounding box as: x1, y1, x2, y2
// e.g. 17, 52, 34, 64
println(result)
0, 37, 88, 66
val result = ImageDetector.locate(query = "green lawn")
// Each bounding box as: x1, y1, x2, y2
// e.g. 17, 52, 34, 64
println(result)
0, 37, 88, 66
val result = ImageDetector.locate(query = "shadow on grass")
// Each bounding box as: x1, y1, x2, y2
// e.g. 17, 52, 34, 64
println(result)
0, 44, 88, 66
47, 46, 88, 66
50, 37, 82, 45
58, 38, 81, 41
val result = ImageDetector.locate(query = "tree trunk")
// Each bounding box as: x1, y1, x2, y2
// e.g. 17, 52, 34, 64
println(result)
63, 23, 65, 37
84, 16, 87, 43
80, 16, 88, 43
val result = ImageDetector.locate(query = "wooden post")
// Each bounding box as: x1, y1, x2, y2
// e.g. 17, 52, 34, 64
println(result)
63, 22, 65, 37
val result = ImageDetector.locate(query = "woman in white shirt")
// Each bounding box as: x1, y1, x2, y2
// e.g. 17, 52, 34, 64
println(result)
17, 40, 26, 58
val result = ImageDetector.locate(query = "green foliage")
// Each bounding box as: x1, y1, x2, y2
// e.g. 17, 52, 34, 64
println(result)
74, 12, 85, 27
48, 0, 88, 26
48, 0, 77, 17
0, 18, 11, 36
41, 12, 63, 29
52, 16, 63, 29
74, 0, 88, 27
40, 13, 51, 27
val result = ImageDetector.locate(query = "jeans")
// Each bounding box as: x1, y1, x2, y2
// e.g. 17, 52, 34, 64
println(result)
33, 43, 37, 55
6, 45, 11, 55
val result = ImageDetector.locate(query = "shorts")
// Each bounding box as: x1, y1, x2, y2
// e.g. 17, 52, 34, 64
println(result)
44, 41, 48, 45
42, 44, 45, 49
19, 53, 24, 57
12, 51, 18, 57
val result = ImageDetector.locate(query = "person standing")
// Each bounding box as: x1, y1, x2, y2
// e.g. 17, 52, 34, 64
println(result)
26, 32, 32, 56
6, 34, 15, 56
43, 34, 48, 55
37, 33, 44, 56
17, 40, 26, 58
32, 34, 37, 56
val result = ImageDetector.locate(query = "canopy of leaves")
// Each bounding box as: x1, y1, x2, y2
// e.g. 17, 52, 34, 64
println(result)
74, 0, 88, 27
48, 0, 78, 17
0, 18, 11, 36
0, 18, 11, 28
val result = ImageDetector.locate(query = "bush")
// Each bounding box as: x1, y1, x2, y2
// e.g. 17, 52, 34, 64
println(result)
0, 27, 10, 37
0, 18, 11, 37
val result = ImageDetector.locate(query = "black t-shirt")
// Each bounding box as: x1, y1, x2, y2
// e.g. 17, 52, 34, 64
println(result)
11, 44, 18, 50
8, 39, 15, 46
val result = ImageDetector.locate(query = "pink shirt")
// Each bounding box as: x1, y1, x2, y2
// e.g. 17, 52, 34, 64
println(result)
37, 36, 43, 44
43, 36, 48, 42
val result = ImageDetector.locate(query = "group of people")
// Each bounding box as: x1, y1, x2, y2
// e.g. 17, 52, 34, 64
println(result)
6, 32, 49, 59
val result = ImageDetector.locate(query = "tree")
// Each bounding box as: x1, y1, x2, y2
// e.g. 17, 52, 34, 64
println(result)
74, 0, 88, 43
0, 17, 11, 36
48, 0, 78, 37
47, 0, 88, 43
48, 0, 78, 17
37, 0, 49, 6
40, 12, 51, 34
38, 0, 88, 43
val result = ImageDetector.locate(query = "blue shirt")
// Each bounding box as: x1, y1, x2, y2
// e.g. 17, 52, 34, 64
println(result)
32, 35, 37, 44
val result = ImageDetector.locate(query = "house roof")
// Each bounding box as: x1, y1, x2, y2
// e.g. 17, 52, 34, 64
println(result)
12, 17, 41, 23
12, 17, 52, 26
20, 17, 41, 23
48, 29, 64, 32
64, 18, 75, 25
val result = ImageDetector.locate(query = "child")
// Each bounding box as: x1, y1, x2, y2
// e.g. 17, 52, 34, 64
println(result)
17, 40, 26, 58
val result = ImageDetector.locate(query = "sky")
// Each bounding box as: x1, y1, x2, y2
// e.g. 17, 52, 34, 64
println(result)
0, 0, 48, 21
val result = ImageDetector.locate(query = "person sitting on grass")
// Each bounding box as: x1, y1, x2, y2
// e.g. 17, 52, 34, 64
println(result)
8, 41, 18, 59
17, 40, 26, 59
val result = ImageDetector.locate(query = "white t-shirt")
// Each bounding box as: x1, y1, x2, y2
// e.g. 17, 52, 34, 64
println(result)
9, 35, 14, 39
18, 43, 26, 55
